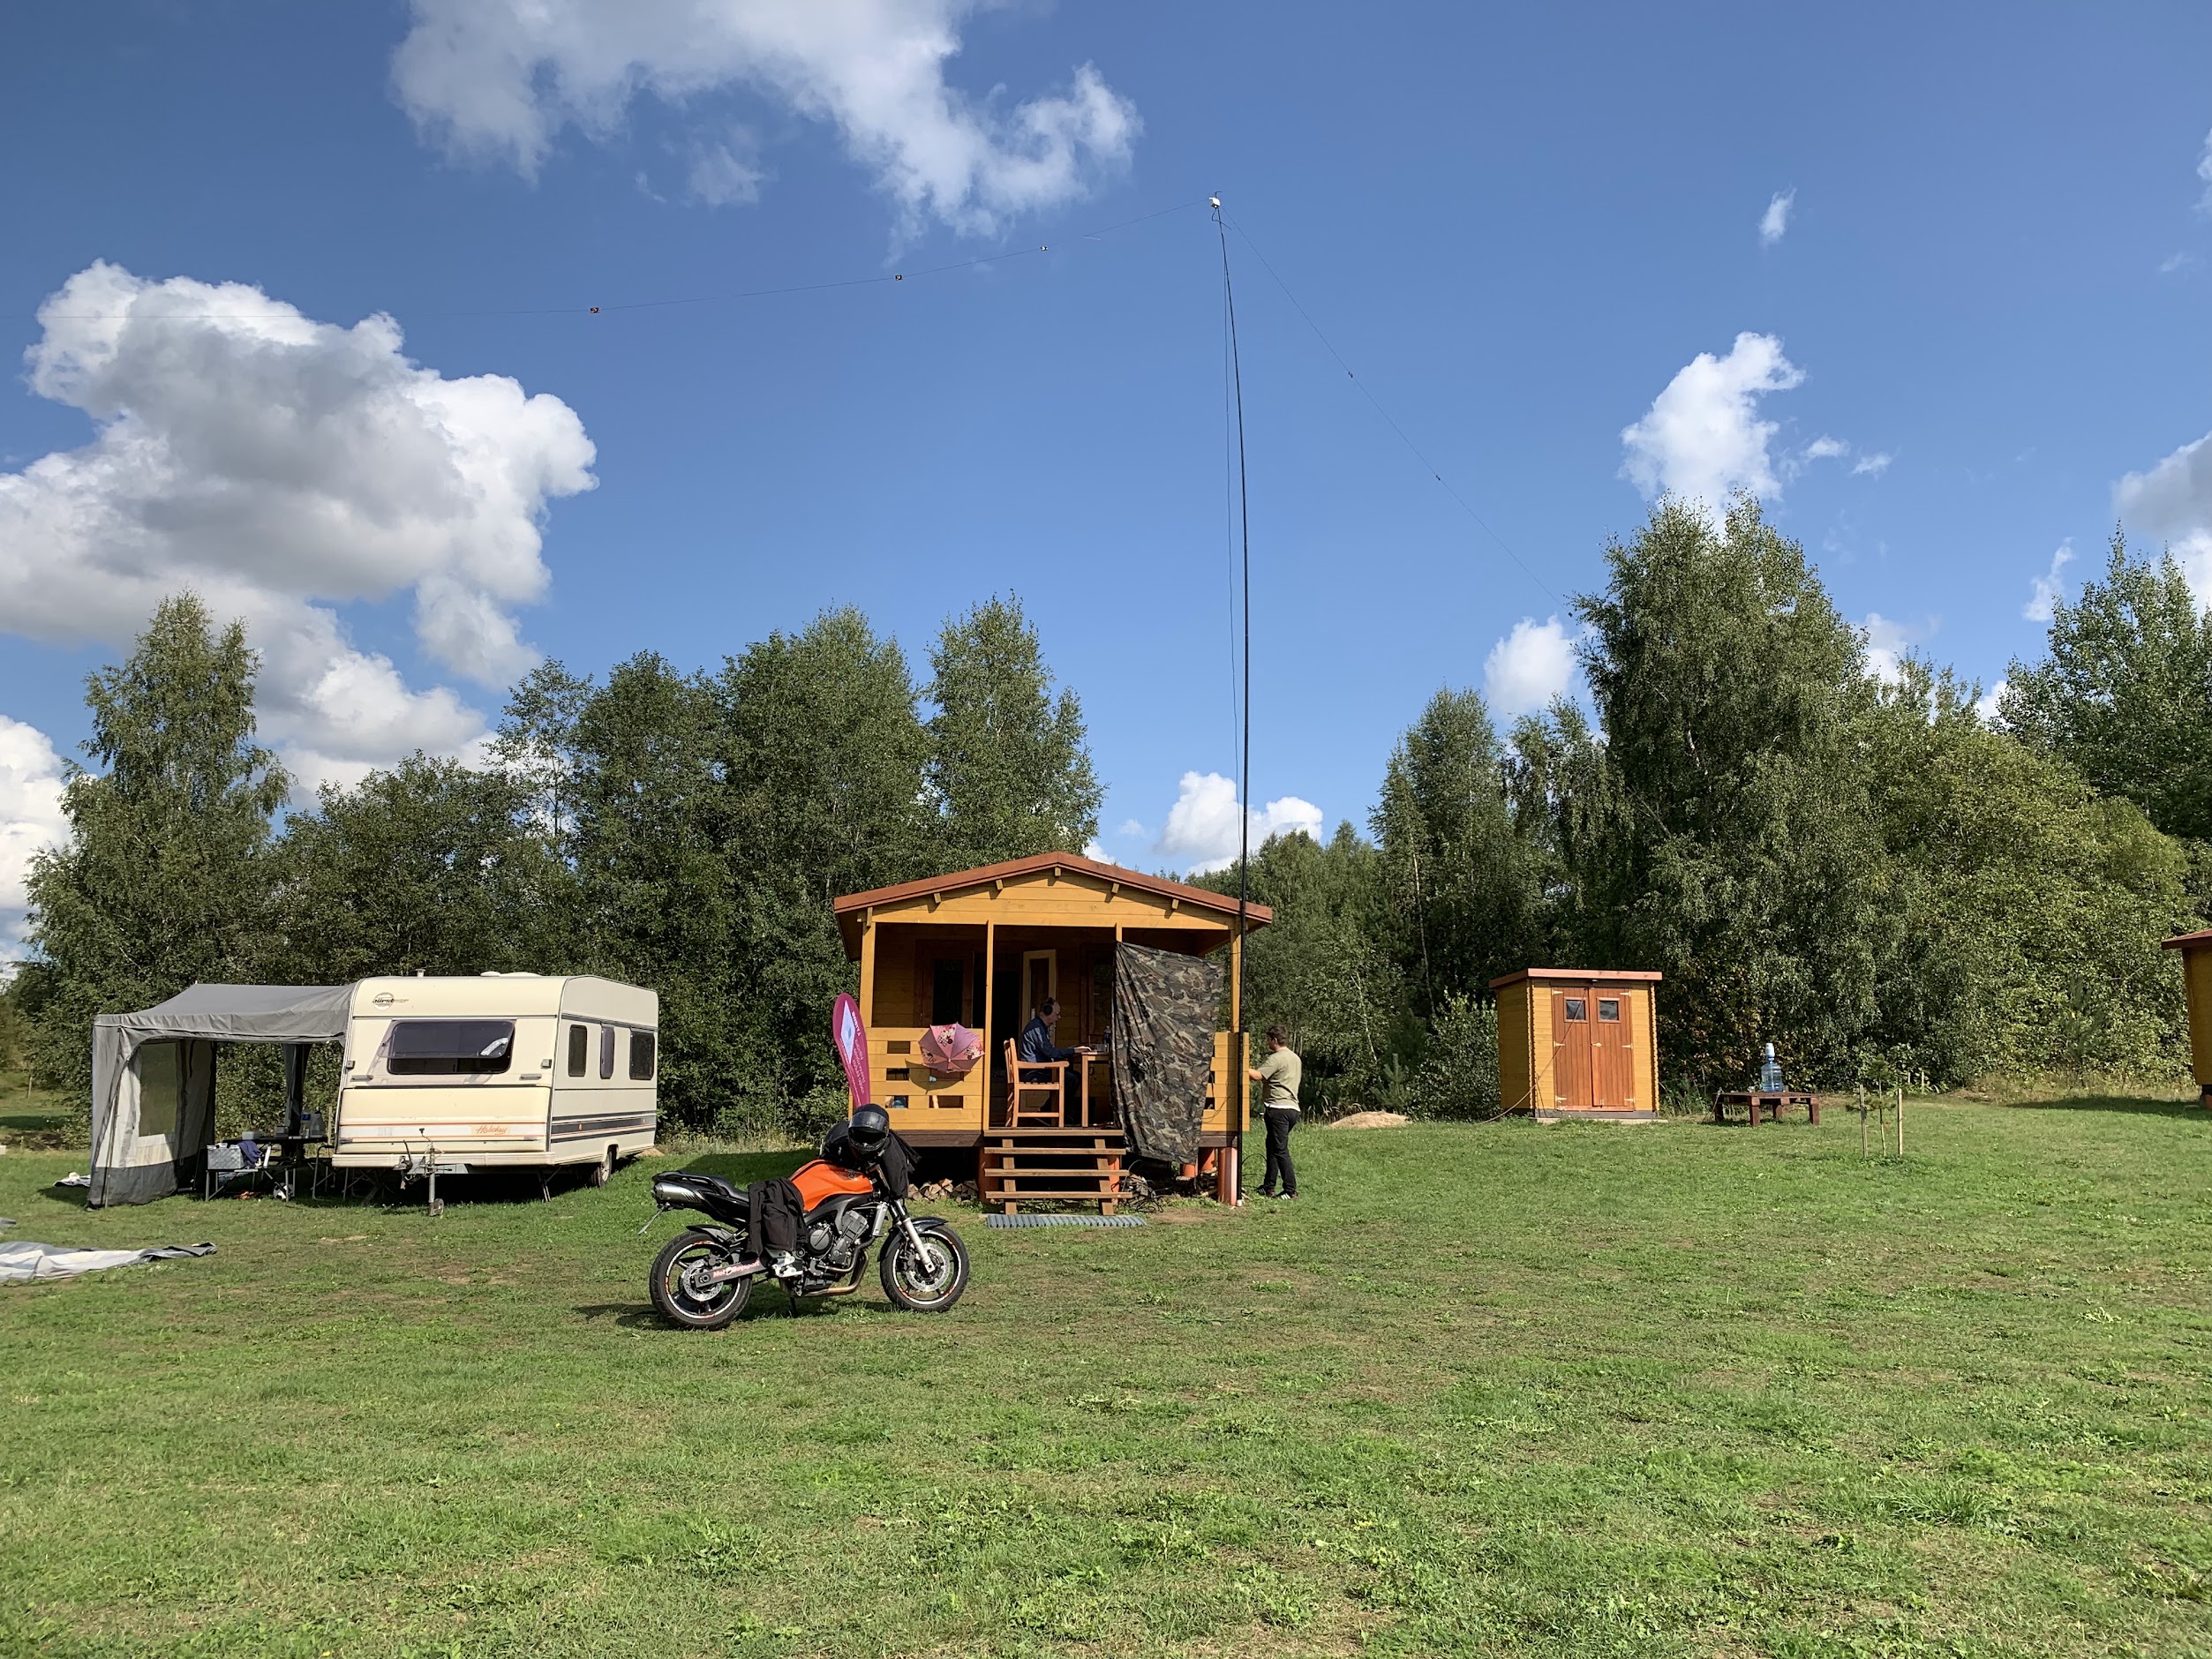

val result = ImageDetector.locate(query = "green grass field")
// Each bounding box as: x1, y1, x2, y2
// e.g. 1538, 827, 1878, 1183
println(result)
4, 1093, 2210, 1658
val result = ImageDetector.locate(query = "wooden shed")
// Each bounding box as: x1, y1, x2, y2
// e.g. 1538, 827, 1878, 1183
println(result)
2158, 928, 2212, 1107
833, 853, 1273, 1207
1490, 968, 1662, 1119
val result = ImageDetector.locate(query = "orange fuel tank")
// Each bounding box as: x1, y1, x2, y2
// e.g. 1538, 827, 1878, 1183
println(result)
790, 1159, 875, 1212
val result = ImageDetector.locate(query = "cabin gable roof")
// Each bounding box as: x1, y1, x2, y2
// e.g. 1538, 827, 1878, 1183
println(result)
832, 852, 1272, 958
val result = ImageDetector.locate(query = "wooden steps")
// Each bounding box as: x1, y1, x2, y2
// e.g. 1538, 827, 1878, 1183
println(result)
982, 1127, 1126, 1215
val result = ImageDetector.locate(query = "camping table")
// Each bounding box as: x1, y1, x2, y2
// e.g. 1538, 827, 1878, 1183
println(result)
1712, 1091, 1820, 1126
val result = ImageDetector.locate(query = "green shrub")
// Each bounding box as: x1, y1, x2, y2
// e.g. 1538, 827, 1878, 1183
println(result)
1411, 995, 1501, 1120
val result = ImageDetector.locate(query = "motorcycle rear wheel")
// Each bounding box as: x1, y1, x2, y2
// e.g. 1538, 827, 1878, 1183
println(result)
880, 1223, 969, 1312
651, 1231, 751, 1329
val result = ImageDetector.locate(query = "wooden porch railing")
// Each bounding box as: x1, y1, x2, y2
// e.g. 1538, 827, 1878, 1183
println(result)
871, 1028, 986, 1131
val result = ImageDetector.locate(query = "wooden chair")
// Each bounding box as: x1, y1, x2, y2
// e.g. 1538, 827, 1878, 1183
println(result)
1004, 1039, 1069, 1127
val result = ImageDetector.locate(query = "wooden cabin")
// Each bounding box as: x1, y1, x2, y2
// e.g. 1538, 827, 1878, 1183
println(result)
1492, 968, 1662, 1119
2159, 928, 2212, 1107
833, 853, 1273, 1207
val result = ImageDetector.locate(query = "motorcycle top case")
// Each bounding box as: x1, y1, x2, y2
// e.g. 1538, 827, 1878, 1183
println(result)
791, 1159, 875, 1212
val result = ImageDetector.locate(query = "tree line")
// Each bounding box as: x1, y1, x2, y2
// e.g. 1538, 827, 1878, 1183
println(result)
1217, 501, 2201, 1113
11, 498, 2203, 1130
16, 596, 1102, 1136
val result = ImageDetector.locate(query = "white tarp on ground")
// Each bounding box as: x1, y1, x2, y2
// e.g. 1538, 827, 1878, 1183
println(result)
89, 983, 352, 1207
0, 1241, 216, 1283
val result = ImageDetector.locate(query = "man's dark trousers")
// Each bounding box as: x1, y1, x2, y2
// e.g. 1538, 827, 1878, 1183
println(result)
1261, 1107, 1299, 1196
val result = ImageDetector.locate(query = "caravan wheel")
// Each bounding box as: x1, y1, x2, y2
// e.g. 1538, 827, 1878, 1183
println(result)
589, 1146, 614, 1188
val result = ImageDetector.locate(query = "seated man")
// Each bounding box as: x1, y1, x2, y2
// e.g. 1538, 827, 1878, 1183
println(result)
1017, 996, 1091, 1084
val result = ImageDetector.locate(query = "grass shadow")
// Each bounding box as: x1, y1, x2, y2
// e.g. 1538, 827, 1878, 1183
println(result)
2005, 1095, 2207, 1120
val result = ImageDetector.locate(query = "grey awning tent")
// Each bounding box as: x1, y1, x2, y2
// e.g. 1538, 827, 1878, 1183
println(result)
89, 983, 353, 1207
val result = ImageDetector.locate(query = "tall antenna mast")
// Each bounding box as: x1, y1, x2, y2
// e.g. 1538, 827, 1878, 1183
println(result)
1213, 194, 1252, 1207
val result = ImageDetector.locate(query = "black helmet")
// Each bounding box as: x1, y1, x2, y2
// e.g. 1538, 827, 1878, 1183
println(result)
845, 1104, 892, 1160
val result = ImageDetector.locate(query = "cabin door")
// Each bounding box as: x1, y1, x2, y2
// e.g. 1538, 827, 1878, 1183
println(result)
1021, 950, 1058, 1024
1550, 991, 1593, 1108
1590, 992, 1634, 1107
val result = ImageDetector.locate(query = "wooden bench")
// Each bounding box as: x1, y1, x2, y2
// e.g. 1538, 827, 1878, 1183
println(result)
1712, 1090, 1820, 1126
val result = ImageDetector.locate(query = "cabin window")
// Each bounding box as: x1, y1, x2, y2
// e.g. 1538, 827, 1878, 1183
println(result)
567, 1024, 588, 1077
628, 1031, 656, 1080
1563, 998, 1588, 1022
598, 1025, 616, 1080
387, 1020, 515, 1076
1598, 998, 1621, 1023
137, 1040, 182, 1137
930, 957, 966, 1025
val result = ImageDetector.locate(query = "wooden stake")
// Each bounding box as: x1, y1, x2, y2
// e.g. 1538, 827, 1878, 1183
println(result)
1859, 1085, 1868, 1156
1895, 1085, 1905, 1156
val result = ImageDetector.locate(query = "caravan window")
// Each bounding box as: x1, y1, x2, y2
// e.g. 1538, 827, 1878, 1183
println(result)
629, 1031, 656, 1080
387, 1020, 515, 1076
567, 1023, 588, 1077
598, 1025, 616, 1080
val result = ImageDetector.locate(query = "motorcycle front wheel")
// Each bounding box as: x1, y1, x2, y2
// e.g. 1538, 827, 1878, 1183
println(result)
880, 1223, 969, 1312
650, 1230, 752, 1329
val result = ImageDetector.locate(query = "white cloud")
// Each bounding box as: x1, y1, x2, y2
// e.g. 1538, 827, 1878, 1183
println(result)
1483, 617, 1577, 716
0, 716, 69, 959
1759, 188, 1794, 246
1081, 839, 1116, 866
0, 262, 596, 790
688, 136, 766, 206
2023, 542, 2075, 623
2199, 127, 2212, 214
1801, 435, 1847, 463
1621, 332, 1806, 510
1974, 680, 2007, 725
1153, 771, 1321, 875
1860, 612, 1915, 685
2115, 430, 2212, 601
1114, 817, 1145, 839
2158, 251, 2200, 275
392, 0, 1140, 236
1852, 451, 1893, 477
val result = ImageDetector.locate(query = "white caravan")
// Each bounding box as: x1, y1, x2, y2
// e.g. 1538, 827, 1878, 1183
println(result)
330, 974, 658, 1182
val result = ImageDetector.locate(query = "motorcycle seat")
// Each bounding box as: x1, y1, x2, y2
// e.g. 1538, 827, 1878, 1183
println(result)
672, 1170, 748, 1220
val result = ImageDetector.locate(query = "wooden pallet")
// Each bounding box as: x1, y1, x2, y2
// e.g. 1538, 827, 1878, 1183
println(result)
981, 1127, 1127, 1215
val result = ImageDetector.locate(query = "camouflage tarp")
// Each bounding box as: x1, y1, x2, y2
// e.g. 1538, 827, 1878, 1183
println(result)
1111, 942, 1223, 1166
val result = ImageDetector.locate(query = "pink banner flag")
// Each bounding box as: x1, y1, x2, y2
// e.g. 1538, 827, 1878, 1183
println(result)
831, 993, 870, 1111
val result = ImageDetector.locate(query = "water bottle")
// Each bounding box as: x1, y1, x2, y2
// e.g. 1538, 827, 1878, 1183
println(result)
1758, 1043, 1782, 1093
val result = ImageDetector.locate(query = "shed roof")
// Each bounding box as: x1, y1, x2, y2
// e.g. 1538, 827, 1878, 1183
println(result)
2162, 929, 2212, 950
1489, 966, 1665, 990
832, 852, 1272, 957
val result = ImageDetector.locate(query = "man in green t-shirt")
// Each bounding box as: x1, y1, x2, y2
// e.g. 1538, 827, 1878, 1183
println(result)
1246, 1025, 1302, 1198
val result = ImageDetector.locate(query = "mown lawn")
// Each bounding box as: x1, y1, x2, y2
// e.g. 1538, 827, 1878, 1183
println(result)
3, 1098, 2209, 1658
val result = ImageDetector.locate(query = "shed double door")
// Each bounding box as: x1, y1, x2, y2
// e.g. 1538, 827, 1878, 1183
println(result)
1550, 988, 1636, 1109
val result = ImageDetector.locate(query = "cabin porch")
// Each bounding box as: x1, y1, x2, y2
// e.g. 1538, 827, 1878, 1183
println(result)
833, 854, 1272, 1210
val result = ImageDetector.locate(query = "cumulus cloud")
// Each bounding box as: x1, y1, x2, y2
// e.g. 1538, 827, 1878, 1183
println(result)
1483, 617, 1577, 716
2116, 430, 2212, 600
1153, 771, 1321, 875
1852, 451, 1893, 477
392, 0, 1140, 236
1801, 435, 1847, 464
2023, 543, 2075, 623
1759, 188, 1794, 246
1974, 680, 2007, 725
0, 262, 596, 792
1621, 333, 1806, 510
0, 716, 69, 960
1860, 612, 1917, 685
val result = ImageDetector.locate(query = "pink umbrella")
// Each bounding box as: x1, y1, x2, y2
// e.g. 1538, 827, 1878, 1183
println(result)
918, 1023, 982, 1077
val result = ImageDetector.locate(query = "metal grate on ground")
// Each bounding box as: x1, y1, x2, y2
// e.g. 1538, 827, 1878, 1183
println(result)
984, 1212, 1148, 1229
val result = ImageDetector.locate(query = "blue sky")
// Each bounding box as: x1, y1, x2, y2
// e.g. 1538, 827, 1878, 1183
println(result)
3, 1, 2210, 937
